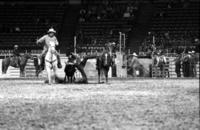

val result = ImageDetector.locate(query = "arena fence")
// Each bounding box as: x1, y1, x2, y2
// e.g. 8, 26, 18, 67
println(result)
0, 53, 199, 79
151, 57, 199, 78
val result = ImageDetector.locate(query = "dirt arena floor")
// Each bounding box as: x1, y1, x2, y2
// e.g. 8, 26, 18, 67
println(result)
0, 79, 199, 130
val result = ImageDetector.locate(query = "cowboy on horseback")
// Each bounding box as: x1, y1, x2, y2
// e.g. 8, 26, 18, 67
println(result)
129, 52, 141, 77
2, 46, 32, 77
36, 28, 62, 69
13, 45, 21, 67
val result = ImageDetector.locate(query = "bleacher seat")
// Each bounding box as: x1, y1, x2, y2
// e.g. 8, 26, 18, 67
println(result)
0, 2, 66, 53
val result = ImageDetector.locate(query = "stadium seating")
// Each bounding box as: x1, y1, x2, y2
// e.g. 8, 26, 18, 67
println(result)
0, 0, 199, 54
0, 2, 66, 53
150, 1, 199, 47
76, 2, 138, 52
138, 1, 199, 55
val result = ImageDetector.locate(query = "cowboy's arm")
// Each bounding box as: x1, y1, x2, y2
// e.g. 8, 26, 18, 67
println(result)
36, 36, 45, 44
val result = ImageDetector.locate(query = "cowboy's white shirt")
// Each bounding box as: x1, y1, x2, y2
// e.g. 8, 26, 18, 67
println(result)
49, 41, 56, 47
37, 35, 58, 48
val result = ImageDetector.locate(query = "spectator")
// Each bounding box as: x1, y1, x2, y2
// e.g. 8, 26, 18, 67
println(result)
80, 8, 86, 16
15, 26, 21, 32
123, 9, 131, 18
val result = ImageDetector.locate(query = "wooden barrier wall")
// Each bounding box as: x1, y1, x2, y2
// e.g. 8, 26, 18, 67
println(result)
151, 57, 199, 78
0, 56, 199, 79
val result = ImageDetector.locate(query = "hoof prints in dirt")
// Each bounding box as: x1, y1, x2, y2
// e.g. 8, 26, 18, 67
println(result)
0, 79, 199, 130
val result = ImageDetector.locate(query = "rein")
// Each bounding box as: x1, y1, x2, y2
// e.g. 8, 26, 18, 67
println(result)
45, 59, 57, 64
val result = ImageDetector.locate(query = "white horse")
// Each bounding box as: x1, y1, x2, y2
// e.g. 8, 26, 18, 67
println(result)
45, 44, 58, 85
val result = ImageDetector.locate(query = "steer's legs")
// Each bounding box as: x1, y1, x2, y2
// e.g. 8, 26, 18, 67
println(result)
46, 63, 51, 85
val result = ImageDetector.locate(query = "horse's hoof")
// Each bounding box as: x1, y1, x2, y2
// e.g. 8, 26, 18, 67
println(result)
83, 80, 88, 84
98, 81, 104, 84
77, 79, 88, 84
44, 80, 49, 84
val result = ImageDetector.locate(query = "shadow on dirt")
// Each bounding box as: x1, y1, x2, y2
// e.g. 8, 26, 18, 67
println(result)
55, 76, 110, 85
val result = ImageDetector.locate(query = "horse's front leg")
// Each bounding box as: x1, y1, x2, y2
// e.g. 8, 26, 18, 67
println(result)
46, 64, 51, 85
19, 67, 24, 77
98, 69, 101, 83
105, 69, 108, 83
67, 76, 70, 83
36, 66, 42, 77
22, 68, 25, 77
36, 68, 40, 78
105, 74, 108, 83
70, 77, 73, 83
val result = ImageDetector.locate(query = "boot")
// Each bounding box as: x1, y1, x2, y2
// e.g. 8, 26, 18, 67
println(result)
57, 55, 62, 68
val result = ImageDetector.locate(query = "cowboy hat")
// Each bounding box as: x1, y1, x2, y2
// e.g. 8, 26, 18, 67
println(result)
48, 28, 56, 33
132, 52, 138, 57
14, 45, 19, 48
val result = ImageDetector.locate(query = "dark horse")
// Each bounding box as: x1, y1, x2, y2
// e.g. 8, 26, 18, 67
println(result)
2, 53, 32, 77
33, 56, 42, 77
96, 52, 114, 83
64, 63, 76, 83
